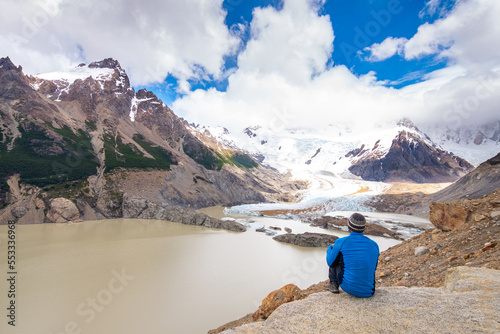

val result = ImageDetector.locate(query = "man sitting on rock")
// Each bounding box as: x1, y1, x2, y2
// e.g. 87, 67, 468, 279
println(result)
325, 213, 380, 297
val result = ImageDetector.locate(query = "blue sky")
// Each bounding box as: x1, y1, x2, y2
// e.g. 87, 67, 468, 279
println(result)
2, 0, 499, 130
145, 0, 448, 106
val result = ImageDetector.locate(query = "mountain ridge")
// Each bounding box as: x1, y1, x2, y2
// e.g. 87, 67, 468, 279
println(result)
202, 118, 485, 184
0, 57, 301, 224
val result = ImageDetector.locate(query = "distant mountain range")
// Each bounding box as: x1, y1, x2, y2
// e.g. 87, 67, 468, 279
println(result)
0, 57, 498, 223
199, 116, 498, 184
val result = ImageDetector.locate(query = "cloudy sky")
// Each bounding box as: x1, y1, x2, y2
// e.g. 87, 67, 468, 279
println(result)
1, 0, 499, 131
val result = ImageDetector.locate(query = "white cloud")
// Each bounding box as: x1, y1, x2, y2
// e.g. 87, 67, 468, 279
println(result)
174, 0, 500, 132
404, 0, 500, 69
2, 0, 498, 132
394, 0, 500, 127
0, 0, 238, 88
174, 0, 417, 130
237, 0, 334, 84
364, 37, 407, 62
419, 0, 441, 18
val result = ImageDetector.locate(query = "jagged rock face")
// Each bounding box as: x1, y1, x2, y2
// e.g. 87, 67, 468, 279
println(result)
348, 131, 474, 183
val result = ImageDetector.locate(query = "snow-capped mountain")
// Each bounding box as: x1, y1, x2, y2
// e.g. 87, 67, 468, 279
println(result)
0, 57, 285, 217
194, 117, 495, 184
347, 127, 473, 183
421, 121, 500, 166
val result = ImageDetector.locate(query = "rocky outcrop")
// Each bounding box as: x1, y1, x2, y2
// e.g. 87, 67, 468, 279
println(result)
222, 267, 500, 333
46, 197, 81, 223
273, 232, 338, 247
122, 195, 246, 232
253, 284, 303, 320
374, 190, 499, 289
415, 152, 500, 217
429, 202, 469, 231
348, 130, 473, 183
428, 189, 500, 231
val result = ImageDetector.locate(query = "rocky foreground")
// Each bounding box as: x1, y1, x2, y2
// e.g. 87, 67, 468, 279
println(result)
220, 267, 499, 334
210, 188, 500, 333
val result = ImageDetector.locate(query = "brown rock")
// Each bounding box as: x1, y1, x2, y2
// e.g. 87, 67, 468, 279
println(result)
394, 280, 406, 287
448, 256, 458, 262
252, 308, 260, 321
429, 202, 469, 232
474, 214, 487, 222
481, 242, 497, 252
463, 253, 473, 259
258, 284, 303, 319
379, 271, 392, 278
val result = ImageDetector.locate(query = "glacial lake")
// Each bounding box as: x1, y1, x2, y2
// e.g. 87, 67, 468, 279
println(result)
0, 214, 402, 334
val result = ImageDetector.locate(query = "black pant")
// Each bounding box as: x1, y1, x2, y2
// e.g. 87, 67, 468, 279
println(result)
329, 253, 344, 287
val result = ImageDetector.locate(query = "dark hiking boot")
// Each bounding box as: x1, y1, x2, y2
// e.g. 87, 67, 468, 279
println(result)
324, 283, 339, 294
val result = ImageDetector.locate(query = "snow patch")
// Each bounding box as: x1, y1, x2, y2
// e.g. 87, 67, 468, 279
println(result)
129, 96, 154, 121
36, 66, 115, 86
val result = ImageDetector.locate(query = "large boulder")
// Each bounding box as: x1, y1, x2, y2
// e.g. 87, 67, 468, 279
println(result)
254, 284, 303, 320
273, 232, 338, 247
46, 198, 81, 223
429, 202, 469, 231
11, 206, 28, 218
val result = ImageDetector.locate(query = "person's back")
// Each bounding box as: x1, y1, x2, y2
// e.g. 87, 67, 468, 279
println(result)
326, 213, 380, 298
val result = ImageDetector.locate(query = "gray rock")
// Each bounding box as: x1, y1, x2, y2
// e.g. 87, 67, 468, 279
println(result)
46, 198, 80, 223
11, 206, 28, 218
122, 196, 246, 232
284, 227, 292, 233
491, 211, 500, 218
223, 267, 500, 334
414, 246, 429, 256
273, 232, 338, 247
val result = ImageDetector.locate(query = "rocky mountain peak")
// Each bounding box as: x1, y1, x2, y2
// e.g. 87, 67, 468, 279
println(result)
397, 117, 418, 130
0, 57, 21, 72
88, 58, 122, 70
348, 127, 474, 183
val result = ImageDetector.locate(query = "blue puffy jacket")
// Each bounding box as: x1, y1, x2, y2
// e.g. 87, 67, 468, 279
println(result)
326, 232, 380, 298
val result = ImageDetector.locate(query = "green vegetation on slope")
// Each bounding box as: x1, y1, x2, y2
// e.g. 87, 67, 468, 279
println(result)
215, 151, 259, 170
103, 132, 177, 172
228, 153, 259, 169
183, 137, 224, 171
0, 124, 98, 188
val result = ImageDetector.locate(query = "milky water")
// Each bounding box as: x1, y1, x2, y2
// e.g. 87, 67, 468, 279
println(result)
0, 215, 400, 334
